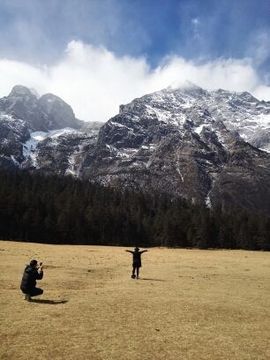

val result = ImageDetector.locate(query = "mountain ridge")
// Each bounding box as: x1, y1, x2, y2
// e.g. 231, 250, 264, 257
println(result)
1, 84, 270, 214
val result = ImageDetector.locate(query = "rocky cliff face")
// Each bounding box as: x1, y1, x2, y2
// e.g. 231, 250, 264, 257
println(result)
81, 84, 270, 213
1, 84, 270, 214
0, 85, 100, 175
0, 85, 83, 131
0, 114, 29, 168
21, 128, 98, 176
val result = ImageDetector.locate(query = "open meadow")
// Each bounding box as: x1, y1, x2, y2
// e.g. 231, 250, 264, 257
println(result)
0, 241, 269, 360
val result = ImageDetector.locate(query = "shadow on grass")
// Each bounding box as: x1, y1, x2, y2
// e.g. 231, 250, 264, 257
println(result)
140, 278, 165, 282
30, 299, 68, 305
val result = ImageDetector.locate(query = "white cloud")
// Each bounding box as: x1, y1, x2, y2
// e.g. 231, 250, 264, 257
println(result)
0, 40, 270, 122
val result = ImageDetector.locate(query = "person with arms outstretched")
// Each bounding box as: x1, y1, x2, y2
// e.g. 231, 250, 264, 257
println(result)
20, 259, 44, 301
126, 247, 148, 279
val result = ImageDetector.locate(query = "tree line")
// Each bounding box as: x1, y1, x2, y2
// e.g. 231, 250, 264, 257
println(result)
0, 169, 269, 250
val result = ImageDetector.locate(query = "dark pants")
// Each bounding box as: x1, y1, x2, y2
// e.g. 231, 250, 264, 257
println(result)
22, 288, 43, 297
132, 266, 140, 278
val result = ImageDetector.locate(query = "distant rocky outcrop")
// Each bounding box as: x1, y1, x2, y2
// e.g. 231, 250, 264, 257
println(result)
0, 85, 83, 131
0, 85, 100, 175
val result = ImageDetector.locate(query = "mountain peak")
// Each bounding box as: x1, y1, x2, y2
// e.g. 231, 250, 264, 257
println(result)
0, 85, 83, 131
165, 81, 204, 94
8, 85, 38, 99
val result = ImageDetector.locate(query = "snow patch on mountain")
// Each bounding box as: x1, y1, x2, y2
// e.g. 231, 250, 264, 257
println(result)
255, 114, 270, 128
0, 113, 26, 131
11, 155, 20, 166
194, 124, 205, 135
23, 131, 46, 167
66, 144, 86, 177
23, 128, 82, 167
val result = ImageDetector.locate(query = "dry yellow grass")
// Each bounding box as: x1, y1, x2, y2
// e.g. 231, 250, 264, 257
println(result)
0, 241, 269, 360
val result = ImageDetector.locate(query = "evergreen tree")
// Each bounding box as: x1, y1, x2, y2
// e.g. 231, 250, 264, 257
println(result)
0, 169, 269, 250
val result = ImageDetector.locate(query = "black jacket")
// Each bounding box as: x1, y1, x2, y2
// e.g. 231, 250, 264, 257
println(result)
20, 265, 43, 292
127, 250, 147, 267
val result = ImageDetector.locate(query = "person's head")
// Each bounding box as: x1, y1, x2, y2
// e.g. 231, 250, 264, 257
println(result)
30, 259, 38, 268
134, 247, 140, 252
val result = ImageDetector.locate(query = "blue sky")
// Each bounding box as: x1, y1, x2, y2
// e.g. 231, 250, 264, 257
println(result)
0, 0, 270, 121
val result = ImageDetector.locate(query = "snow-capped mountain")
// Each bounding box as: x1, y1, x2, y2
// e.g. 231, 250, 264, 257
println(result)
82, 83, 270, 213
0, 85, 101, 175
0, 85, 83, 131
1, 83, 270, 214
21, 128, 97, 176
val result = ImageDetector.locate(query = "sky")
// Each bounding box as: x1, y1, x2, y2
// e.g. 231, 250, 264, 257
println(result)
0, 0, 270, 122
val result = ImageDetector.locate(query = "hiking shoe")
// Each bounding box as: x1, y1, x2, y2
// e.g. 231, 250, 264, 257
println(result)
24, 294, 32, 301
131, 274, 136, 279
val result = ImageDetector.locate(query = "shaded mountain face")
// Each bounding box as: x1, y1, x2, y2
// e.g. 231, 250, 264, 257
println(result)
0, 85, 101, 175
0, 85, 83, 131
1, 84, 270, 214
21, 128, 98, 177
81, 84, 270, 214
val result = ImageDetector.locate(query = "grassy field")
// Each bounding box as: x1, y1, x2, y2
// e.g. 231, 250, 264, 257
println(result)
0, 241, 269, 360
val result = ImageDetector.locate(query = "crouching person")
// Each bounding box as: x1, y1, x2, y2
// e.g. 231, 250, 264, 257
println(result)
20, 259, 44, 301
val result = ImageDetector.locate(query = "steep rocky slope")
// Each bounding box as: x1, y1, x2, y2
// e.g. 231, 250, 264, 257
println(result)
82, 84, 270, 213
0, 85, 100, 175
1, 83, 270, 213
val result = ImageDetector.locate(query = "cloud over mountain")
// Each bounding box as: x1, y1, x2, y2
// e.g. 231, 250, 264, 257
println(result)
0, 40, 270, 122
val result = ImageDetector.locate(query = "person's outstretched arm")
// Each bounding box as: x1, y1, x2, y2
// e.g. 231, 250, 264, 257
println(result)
125, 250, 133, 254
140, 250, 148, 254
